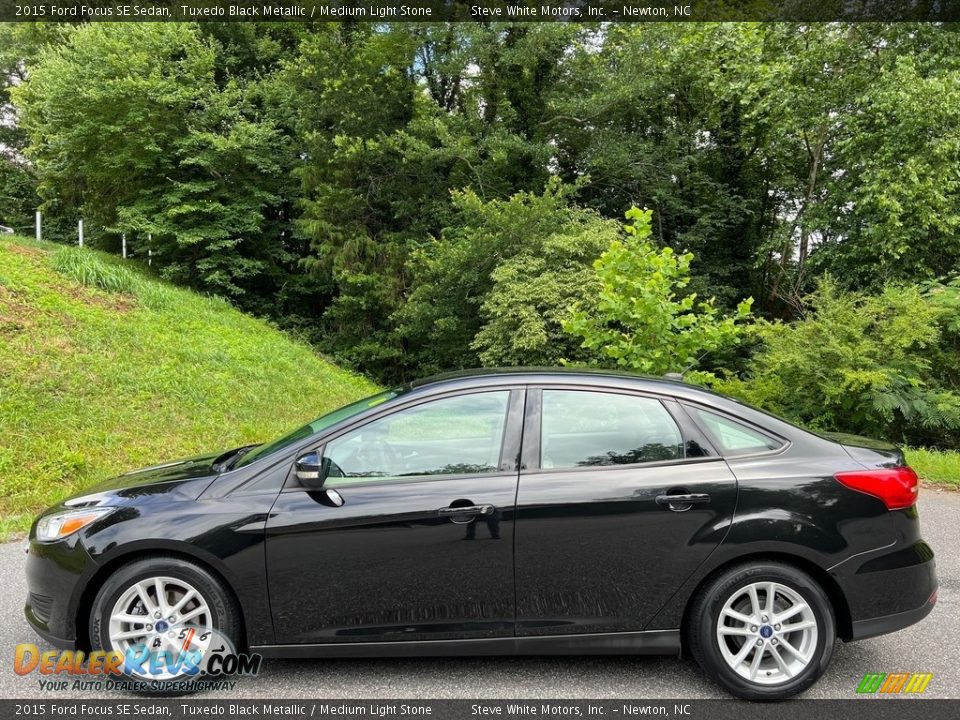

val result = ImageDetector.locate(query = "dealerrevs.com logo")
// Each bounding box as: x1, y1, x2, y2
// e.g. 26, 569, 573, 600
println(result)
14, 630, 262, 692
856, 673, 934, 696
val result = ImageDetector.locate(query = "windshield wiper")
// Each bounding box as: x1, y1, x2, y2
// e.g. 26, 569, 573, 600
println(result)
212, 444, 260, 473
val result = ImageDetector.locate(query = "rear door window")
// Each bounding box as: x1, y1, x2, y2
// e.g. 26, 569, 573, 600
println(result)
540, 390, 684, 469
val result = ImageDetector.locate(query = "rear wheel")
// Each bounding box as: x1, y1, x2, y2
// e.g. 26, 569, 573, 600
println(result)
89, 557, 241, 686
687, 562, 835, 700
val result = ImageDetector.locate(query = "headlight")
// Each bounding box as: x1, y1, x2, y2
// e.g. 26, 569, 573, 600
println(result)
35, 507, 115, 542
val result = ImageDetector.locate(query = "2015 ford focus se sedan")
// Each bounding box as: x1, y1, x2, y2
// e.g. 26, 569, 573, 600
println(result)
25, 369, 937, 699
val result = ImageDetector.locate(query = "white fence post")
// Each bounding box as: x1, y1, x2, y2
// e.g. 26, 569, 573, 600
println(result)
78, 219, 84, 247
122, 233, 127, 259
35, 211, 41, 241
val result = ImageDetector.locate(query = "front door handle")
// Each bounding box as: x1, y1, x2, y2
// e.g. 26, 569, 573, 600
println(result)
656, 493, 711, 512
438, 504, 495, 518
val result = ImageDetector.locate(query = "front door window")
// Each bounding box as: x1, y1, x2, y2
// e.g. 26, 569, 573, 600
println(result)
323, 391, 511, 485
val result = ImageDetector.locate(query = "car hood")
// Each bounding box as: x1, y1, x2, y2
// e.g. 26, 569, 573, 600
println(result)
63, 451, 225, 506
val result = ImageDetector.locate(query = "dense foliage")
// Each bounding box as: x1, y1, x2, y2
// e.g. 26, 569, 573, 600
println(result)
3, 21, 960, 447
399, 181, 619, 373
12, 25, 296, 302
713, 280, 960, 448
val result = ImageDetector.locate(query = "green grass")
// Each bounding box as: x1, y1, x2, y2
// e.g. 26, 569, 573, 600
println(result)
906, 447, 960, 488
0, 237, 378, 537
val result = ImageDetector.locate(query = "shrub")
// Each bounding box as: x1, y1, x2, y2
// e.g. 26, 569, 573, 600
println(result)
563, 207, 752, 376
714, 279, 960, 447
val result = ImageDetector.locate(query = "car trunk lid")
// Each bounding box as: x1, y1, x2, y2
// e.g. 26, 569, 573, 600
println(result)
820, 431, 907, 468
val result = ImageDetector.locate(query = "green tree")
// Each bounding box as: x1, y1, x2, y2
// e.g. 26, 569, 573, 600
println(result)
564, 207, 753, 376
738, 24, 960, 304
0, 24, 70, 234
12, 24, 291, 300
548, 24, 772, 310
8, 20, 960, 387
552, 24, 960, 314
0, 158, 33, 232
807, 50, 960, 289
471, 203, 620, 368
288, 23, 584, 379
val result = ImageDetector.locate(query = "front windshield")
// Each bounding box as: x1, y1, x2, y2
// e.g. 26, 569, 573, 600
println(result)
233, 389, 399, 469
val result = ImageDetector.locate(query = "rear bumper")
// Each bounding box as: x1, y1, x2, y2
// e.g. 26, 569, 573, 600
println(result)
850, 593, 936, 641
835, 539, 937, 641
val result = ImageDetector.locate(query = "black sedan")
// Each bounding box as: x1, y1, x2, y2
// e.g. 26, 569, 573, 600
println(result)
25, 369, 937, 700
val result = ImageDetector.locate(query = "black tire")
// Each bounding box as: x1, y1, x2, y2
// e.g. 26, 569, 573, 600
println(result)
89, 556, 241, 689
686, 562, 836, 701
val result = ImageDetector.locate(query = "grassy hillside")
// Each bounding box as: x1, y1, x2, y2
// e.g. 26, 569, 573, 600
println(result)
0, 237, 377, 536
906, 448, 960, 489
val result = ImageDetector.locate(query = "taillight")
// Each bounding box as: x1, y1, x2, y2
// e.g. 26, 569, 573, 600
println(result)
834, 467, 919, 510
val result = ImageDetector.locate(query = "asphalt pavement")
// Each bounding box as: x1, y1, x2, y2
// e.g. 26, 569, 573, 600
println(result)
1, 488, 957, 700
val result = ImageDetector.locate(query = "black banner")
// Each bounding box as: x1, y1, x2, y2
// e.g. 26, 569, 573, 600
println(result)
0, 0, 958, 24
3, 700, 960, 720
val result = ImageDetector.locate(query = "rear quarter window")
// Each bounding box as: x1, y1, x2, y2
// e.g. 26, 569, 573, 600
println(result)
687, 406, 784, 457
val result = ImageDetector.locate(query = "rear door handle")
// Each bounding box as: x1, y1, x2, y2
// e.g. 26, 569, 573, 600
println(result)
656, 493, 711, 511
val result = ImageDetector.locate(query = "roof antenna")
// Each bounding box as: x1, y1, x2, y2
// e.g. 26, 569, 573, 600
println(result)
666, 351, 710, 382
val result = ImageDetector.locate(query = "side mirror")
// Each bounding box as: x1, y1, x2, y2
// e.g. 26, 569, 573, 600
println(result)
295, 451, 325, 490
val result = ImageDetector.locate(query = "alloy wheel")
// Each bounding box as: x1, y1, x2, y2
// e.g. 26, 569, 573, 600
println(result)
107, 575, 214, 681
715, 581, 819, 685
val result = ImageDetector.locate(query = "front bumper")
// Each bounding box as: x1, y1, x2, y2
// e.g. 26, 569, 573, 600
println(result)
23, 535, 97, 650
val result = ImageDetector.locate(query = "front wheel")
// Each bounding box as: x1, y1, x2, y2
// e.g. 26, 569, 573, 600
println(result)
89, 556, 241, 688
687, 562, 836, 700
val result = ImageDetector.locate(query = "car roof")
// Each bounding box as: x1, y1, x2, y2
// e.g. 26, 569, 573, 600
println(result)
408, 367, 710, 400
